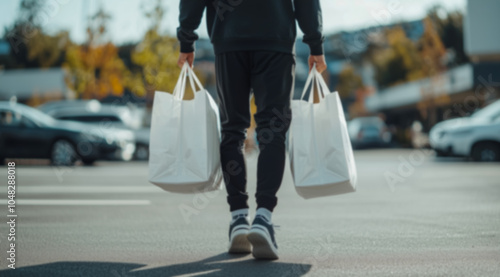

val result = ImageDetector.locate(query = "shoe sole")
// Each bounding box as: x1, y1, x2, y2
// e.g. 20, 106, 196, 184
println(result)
247, 228, 279, 260
228, 229, 251, 254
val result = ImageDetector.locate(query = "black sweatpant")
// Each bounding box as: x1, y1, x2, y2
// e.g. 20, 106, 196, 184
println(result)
215, 51, 295, 212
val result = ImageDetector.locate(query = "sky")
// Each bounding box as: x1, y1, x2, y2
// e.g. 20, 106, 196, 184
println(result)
0, 0, 467, 45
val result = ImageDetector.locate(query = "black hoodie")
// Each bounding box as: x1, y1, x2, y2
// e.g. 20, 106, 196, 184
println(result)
177, 0, 324, 55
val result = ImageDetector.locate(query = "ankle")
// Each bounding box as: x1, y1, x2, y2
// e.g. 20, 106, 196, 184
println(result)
231, 208, 249, 220
256, 207, 272, 223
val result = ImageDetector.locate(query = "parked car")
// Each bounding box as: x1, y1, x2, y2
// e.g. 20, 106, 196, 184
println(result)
0, 102, 135, 165
429, 100, 500, 161
38, 100, 96, 114
39, 100, 150, 160
348, 116, 392, 149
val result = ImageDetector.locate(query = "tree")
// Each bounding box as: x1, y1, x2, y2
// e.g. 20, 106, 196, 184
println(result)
373, 26, 425, 88
427, 6, 468, 66
63, 7, 130, 99
3, 0, 67, 69
26, 30, 70, 68
418, 17, 447, 77
129, 0, 183, 98
18, 0, 44, 24
130, 29, 180, 97
336, 65, 364, 99
371, 17, 449, 89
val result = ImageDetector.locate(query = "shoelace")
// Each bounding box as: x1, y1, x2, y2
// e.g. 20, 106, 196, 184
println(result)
233, 214, 248, 219
254, 215, 280, 230
230, 214, 249, 224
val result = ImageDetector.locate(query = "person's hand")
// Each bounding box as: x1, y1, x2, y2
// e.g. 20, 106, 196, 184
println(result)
308, 55, 327, 73
178, 52, 195, 68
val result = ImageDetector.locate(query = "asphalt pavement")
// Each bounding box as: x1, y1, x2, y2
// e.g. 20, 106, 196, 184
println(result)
0, 149, 499, 276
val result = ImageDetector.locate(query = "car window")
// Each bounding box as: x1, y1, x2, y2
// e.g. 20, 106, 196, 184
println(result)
471, 100, 500, 119
21, 106, 56, 126
58, 115, 122, 123
0, 110, 22, 127
20, 116, 38, 128
0, 110, 38, 128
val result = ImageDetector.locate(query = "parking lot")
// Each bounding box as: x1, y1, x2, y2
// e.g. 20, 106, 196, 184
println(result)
0, 149, 499, 276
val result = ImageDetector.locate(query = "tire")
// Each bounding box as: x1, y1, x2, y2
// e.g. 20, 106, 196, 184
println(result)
51, 139, 78, 166
435, 150, 448, 157
471, 142, 500, 162
134, 144, 149, 160
81, 158, 97, 166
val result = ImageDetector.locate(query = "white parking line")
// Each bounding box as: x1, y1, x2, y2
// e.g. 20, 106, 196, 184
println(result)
16, 186, 162, 194
0, 199, 151, 205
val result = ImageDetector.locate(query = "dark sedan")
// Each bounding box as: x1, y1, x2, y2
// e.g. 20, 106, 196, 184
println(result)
0, 102, 135, 165
39, 100, 150, 160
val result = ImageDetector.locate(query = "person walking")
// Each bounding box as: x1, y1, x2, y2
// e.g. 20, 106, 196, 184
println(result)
177, 0, 326, 260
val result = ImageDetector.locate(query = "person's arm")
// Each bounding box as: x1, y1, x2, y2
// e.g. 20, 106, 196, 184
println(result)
293, 0, 327, 73
177, 0, 206, 67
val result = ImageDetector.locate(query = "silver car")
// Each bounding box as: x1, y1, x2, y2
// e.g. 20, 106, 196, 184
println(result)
348, 117, 392, 149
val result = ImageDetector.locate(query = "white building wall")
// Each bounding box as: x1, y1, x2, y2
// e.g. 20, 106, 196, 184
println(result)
0, 68, 71, 101
465, 0, 500, 57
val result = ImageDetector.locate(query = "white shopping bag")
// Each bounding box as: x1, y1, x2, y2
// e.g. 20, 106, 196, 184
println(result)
148, 63, 223, 193
288, 66, 357, 199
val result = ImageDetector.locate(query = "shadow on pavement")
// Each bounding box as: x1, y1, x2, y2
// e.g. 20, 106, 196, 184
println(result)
0, 253, 312, 277
433, 157, 470, 163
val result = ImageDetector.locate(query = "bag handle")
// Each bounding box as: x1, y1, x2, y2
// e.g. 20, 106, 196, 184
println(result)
173, 63, 205, 100
313, 68, 326, 101
314, 66, 330, 96
186, 64, 204, 92
173, 63, 188, 100
300, 65, 315, 101
300, 64, 327, 103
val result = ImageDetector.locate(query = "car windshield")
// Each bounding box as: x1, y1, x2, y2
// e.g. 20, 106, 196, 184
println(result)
471, 100, 500, 119
358, 118, 384, 127
18, 104, 57, 126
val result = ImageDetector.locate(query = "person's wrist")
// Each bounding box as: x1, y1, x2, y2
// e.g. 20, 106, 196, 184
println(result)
180, 42, 195, 53
309, 44, 324, 56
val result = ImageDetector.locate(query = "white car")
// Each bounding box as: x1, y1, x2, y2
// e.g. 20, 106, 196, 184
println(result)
429, 100, 500, 161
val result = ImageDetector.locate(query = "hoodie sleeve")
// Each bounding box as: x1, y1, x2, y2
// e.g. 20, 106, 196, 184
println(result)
177, 0, 207, 53
293, 0, 325, 55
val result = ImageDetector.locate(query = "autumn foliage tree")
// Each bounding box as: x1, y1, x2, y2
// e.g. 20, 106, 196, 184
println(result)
371, 15, 448, 89
372, 26, 425, 88
129, 0, 181, 99
130, 30, 180, 97
336, 65, 365, 99
419, 17, 447, 77
63, 8, 129, 99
